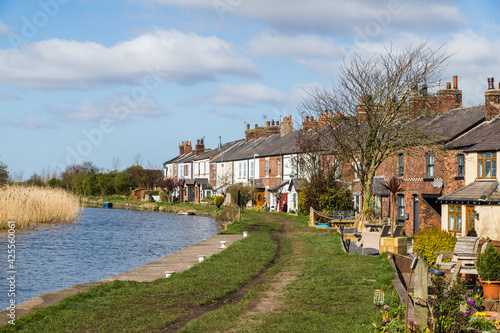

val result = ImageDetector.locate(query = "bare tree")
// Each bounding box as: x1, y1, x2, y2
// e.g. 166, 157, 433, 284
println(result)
134, 153, 143, 167
111, 157, 121, 171
299, 43, 449, 221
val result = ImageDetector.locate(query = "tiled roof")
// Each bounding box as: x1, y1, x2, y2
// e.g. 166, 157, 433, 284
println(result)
184, 179, 195, 186
269, 180, 290, 192
288, 178, 303, 191
192, 139, 244, 161
438, 180, 500, 203
211, 131, 301, 163
425, 104, 485, 142
194, 178, 209, 185
249, 178, 265, 189
446, 113, 500, 150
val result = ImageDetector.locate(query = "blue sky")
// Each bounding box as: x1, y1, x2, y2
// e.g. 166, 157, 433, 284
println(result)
1, 0, 500, 179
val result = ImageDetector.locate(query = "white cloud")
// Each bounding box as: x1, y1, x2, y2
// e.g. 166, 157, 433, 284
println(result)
249, 32, 343, 58
0, 21, 10, 35
132, 0, 464, 35
0, 29, 257, 89
212, 83, 288, 107
50, 96, 170, 124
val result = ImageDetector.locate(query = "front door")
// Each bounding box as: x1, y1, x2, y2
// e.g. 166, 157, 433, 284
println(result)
255, 191, 265, 207
189, 187, 195, 202
466, 206, 475, 234
279, 193, 288, 212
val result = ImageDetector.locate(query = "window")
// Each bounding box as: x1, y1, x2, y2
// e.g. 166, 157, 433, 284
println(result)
397, 194, 405, 220
277, 159, 281, 176
266, 159, 270, 176
398, 154, 404, 177
448, 205, 462, 232
426, 153, 435, 178
457, 154, 464, 177
250, 160, 254, 179
184, 165, 188, 176
478, 152, 497, 179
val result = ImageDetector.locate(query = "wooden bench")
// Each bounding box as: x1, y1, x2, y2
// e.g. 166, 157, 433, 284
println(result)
434, 236, 480, 281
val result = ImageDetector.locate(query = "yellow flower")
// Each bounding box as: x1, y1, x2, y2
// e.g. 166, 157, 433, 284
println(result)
474, 312, 486, 317
495, 320, 499, 326
475, 294, 479, 299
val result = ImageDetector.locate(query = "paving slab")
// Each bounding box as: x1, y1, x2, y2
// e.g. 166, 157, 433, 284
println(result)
0, 233, 244, 328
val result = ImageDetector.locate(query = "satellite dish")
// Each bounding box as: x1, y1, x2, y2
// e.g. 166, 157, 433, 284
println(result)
432, 179, 443, 188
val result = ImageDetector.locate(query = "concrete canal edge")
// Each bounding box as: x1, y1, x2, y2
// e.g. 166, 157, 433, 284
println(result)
0, 234, 244, 328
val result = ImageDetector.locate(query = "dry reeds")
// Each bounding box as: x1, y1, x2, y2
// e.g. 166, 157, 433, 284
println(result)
0, 185, 81, 231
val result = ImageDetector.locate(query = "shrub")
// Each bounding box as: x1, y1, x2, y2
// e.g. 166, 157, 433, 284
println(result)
215, 205, 239, 223
214, 195, 224, 208
159, 190, 166, 202
476, 242, 500, 281
227, 183, 253, 207
413, 228, 456, 265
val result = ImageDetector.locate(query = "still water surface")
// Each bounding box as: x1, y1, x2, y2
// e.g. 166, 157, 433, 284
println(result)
0, 207, 218, 309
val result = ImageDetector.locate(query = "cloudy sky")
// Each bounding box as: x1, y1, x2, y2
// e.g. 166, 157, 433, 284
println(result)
1, 0, 499, 178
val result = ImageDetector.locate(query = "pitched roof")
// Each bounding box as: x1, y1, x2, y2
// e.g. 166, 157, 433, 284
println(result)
249, 178, 265, 189
438, 180, 500, 204
211, 131, 301, 163
425, 104, 485, 142
446, 113, 500, 150
192, 139, 244, 161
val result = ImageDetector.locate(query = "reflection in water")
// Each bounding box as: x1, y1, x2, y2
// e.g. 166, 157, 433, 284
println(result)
0, 208, 217, 309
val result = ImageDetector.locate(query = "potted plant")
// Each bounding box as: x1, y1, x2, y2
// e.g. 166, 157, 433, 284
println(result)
476, 242, 500, 300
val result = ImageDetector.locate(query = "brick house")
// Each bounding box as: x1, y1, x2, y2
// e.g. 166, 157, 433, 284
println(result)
359, 76, 488, 235
438, 77, 500, 239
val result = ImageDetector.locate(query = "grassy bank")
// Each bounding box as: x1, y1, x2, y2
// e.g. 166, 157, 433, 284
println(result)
83, 195, 219, 215
0, 185, 81, 231
181, 217, 395, 332
0, 211, 280, 333
1, 211, 395, 332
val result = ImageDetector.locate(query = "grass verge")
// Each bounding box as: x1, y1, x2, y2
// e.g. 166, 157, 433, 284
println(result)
0, 230, 277, 332
180, 232, 396, 333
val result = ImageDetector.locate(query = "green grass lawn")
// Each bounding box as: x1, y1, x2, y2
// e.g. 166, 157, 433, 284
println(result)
1, 210, 396, 333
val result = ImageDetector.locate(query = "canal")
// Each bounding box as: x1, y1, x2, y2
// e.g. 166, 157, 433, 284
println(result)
0, 207, 218, 309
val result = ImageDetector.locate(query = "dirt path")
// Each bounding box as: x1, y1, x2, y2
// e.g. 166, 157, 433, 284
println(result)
163, 216, 302, 332
237, 216, 302, 321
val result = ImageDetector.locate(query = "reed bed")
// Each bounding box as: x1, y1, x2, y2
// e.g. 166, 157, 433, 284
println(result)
0, 185, 81, 231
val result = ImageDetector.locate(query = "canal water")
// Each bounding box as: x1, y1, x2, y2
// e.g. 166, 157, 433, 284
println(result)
0, 207, 218, 309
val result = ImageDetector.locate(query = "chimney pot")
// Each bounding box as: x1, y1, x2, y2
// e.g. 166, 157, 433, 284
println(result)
246, 123, 250, 130
446, 82, 451, 89
266, 121, 270, 126
201, 138, 204, 144
271, 120, 275, 125
453, 75, 458, 89
305, 116, 309, 121
341, 112, 344, 116
197, 139, 200, 144
311, 116, 314, 121
255, 124, 258, 129
488, 77, 494, 90
276, 121, 279, 125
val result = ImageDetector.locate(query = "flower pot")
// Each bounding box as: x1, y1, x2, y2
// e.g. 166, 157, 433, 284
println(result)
479, 278, 500, 300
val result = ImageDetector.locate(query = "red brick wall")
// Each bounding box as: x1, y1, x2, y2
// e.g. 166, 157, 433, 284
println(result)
376, 148, 465, 235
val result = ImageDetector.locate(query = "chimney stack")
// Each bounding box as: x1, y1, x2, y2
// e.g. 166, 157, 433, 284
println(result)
280, 114, 293, 136
485, 77, 500, 121
179, 141, 185, 155
436, 75, 462, 115
266, 119, 280, 137
195, 138, 205, 156
185, 141, 193, 154
303, 115, 317, 131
